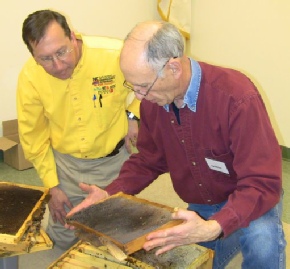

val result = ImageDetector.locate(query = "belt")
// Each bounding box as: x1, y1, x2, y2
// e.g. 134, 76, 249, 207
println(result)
105, 139, 125, 157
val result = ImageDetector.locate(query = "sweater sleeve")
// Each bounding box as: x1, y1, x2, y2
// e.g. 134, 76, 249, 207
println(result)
209, 93, 282, 236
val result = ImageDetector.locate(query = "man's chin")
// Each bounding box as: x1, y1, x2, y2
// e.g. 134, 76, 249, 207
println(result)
155, 101, 167, 106
148, 98, 167, 106
50, 69, 72, 80
53, 73, 71, 80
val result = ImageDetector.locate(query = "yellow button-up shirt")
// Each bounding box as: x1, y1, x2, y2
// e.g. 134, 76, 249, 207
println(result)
17, 34, 140, 188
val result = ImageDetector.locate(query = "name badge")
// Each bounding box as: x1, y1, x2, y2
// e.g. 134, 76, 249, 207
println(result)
205, 158, 229, 174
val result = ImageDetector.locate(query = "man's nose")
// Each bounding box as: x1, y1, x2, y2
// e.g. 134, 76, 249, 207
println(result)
52, 57, 65, 68
134, 91, 146, 100
133, 86, 147, 96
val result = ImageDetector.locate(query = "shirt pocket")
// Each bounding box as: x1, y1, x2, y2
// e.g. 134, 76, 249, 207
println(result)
93, 87, 125, 128
197, 148, 237, 182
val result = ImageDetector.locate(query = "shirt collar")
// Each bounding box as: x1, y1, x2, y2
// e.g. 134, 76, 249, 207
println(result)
164, 58, 201, 112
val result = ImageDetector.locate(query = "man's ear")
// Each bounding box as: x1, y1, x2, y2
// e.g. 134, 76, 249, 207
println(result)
71, 31, 77, 41
169, 60, 181, 76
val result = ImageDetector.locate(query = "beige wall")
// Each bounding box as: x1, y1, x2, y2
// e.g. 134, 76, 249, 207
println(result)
2, 1, 289, 147
190, 1, 290, 147
0, 0, 160, 135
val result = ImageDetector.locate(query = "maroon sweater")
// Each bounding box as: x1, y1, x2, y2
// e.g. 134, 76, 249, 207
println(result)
106, 61, 282, 236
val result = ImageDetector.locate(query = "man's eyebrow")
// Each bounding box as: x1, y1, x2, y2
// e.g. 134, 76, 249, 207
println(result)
37, 46, 67, 57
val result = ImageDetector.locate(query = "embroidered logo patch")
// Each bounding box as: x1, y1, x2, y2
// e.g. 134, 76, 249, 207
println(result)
92, 75, 116, 108
92, 75, 116, 94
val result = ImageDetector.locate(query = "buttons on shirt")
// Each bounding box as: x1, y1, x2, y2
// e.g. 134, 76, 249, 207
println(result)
171, 120, 175, 124
181, 139, 185, 143
192, 161, 196, 166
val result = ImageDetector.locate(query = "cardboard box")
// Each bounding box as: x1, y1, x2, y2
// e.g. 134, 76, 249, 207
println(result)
0, 119, 33, 170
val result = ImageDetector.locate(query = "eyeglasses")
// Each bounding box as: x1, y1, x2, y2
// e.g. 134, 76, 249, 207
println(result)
123, 59, 170, 97
37, 48, 73, 67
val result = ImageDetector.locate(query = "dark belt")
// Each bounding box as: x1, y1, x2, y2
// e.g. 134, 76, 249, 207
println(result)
105, 139, 125, 157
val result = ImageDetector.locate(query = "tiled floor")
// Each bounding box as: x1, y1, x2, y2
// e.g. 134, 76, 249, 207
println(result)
0, 160, 289, 268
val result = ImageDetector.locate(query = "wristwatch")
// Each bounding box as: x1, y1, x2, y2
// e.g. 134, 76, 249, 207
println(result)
126, 110, 139, 121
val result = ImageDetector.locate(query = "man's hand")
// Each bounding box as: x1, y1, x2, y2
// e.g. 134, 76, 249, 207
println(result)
125, 119, 139, 153
65, 183, 109, 229
143, 208, 222, 255
48, 186, 73, 225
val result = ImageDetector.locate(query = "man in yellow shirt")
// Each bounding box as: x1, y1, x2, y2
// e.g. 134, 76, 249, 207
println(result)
17, 9, 140, 249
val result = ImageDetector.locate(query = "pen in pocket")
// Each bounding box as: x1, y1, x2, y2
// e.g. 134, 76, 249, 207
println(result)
99, 94, 103, 108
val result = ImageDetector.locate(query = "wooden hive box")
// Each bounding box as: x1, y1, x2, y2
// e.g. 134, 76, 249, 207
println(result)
48, 240, 214, 269
0, 182, 53, 256
66, 192, 183, 255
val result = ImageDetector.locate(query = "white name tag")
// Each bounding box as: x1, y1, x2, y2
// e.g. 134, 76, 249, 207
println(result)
205, 158, 229, 174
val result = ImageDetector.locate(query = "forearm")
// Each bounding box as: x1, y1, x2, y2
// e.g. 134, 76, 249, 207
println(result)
126, 97, 140, 118
23, 143, 59, 188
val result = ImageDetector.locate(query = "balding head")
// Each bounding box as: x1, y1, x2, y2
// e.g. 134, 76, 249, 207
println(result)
124, 21, 163, 42
120, 21, 190, 104
120, 21, 184, 79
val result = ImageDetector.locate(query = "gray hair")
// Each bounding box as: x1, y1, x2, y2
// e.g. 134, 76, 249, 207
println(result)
125, 21, 185, 74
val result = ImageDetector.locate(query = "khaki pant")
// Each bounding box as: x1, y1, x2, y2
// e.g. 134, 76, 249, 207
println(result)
46, 145, 129, 249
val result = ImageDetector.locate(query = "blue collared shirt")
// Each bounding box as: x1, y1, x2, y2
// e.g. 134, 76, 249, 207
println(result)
164, 58, 201, 112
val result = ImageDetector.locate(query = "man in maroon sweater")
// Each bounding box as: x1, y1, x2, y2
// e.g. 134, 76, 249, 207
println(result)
67, 21, 286, 268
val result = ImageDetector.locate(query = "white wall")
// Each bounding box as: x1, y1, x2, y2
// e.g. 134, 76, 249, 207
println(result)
0, 0, 160, 135
190, 1, 290, 147
4, 1, 289, 148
